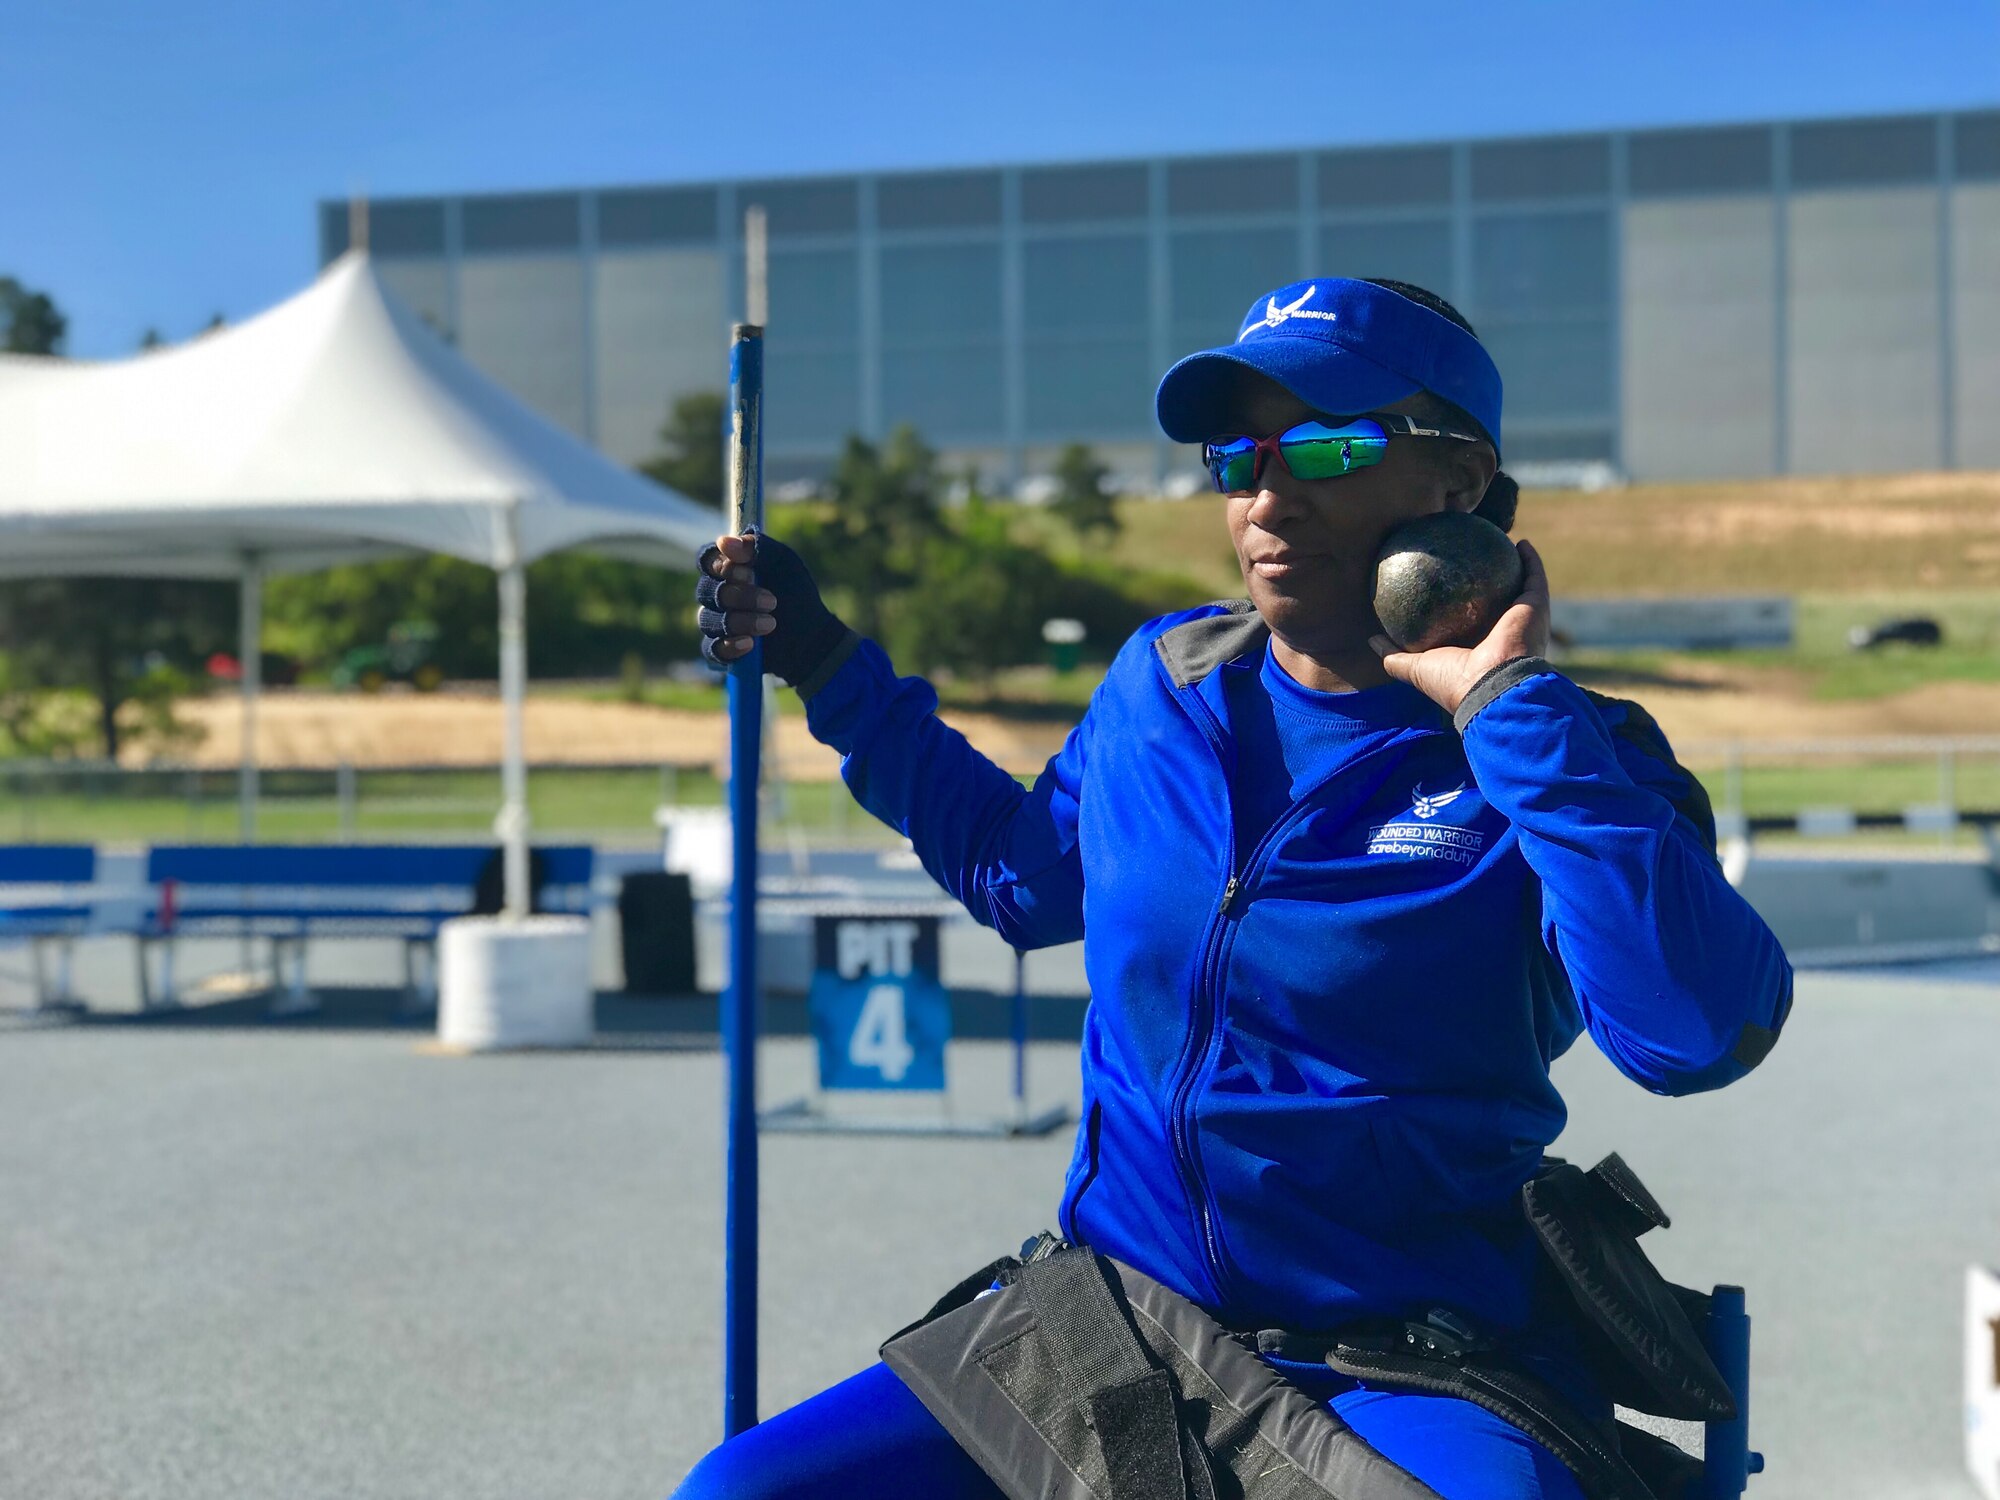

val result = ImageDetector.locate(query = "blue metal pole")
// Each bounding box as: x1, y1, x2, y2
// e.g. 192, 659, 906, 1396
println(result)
723, 322, 765, 1438
1702, 1283, 1763, 1497
1011, 947, 1028, 1115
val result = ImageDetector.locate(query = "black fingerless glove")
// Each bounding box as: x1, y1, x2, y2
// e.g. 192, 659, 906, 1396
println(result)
694, 526, 859, 696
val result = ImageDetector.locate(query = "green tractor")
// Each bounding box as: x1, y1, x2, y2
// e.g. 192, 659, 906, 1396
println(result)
331, 620, 444, 693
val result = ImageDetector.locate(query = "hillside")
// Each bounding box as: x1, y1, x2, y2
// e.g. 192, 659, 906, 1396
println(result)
160, 470, 2000, 775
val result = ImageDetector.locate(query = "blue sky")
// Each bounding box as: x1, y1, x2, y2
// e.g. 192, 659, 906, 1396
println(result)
6, 0, 1997, 357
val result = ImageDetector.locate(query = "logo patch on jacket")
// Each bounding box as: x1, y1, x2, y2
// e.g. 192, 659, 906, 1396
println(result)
1366, 782, 1486, 867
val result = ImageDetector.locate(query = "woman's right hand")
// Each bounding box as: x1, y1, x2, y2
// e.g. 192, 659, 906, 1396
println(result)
695, 527, 852, 688
696, 533, 776, 665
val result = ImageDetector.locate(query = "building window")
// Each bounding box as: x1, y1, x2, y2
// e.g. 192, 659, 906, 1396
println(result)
1473, 211, 1612, 315
766, 247, 860, 343
882, 348, 1005, 441
737, 178, 859, 236
461, 193, 582, 253
1169, 226, 1299, 351
881, 243, 1001, 344
1471, 136, 1611, 202
1628, 126, 1774, 196
1023, 340, 1153, 439
1023, 235, 1149, 333
598, 187, 719, 247
879, 242, 1004, 442
1022, 233, 1150, 439
1320, 219, 1453, 299
1021, 163, 1149, 224
876, 171, 1003, 231
1954, 111, 2000, 180
321, 200, 449, 262
1166, 154, 1298, 218
1789, 117, 1938, 188
760, 246, 860, 451
1316, 145, 1453, 208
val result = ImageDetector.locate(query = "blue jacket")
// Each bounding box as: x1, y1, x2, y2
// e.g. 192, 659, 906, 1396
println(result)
801, 602, 1793, 1334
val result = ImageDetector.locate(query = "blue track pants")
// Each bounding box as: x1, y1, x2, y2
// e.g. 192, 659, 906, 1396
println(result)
673, 1359, 1588, 1500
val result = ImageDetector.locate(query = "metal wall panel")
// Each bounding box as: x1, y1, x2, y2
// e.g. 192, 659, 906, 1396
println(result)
597, 187, 719, 247
736, 178, 858, 235
1952, 183, 2000, 468
1021, 163, 1148, 223
1787, 188, 1942, 473
1316, 145, 1452, 207
880, 242, 1004, 442
1621, 196, 1777, 480
591, 248, 725, 466
462, 193, 581, 253
877, 171, 1003, 230
1320, 219, 1453, 297
1166, 154, 1298, 217
1168, 224, 1299, 352
375, 259, 455, 344
457, 255, 589, 437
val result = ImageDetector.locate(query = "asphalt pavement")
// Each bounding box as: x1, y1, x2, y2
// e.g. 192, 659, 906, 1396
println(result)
2, 944, 1996, 1500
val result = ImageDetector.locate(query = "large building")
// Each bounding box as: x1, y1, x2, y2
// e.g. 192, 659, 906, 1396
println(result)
320, 108, 2000, 489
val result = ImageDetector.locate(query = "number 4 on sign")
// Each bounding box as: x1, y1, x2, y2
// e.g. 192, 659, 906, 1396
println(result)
849, 984, 916, 1082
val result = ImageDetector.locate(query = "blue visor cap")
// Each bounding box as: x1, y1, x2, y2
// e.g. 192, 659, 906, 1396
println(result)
1155, 278, 1503, 456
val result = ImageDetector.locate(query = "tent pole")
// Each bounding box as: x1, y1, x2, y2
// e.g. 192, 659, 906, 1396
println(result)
497, 509, 530, 919
238, 554, 262, 843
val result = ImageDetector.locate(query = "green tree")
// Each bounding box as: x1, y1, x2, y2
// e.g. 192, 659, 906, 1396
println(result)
1050, 443, 1121, 539
879, 488, 1066, 680
641, 391, 726, 506
0, 279, 228, 760
264, 552, 704, 683
0, 579, 233, 758
0, 276, 67, 354
785, 425, 948, 643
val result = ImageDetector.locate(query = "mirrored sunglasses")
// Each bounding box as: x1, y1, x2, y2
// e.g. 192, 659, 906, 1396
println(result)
1202, 414, 1483, 494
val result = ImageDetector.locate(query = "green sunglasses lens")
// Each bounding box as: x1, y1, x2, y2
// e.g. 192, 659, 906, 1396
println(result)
1279, 419, 1389, 480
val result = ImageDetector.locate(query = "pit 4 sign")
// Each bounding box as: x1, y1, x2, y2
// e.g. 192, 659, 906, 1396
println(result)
808, 916, 949, 1091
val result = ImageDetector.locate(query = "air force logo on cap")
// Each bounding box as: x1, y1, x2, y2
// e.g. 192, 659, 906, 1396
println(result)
1244, 285, 1340, 337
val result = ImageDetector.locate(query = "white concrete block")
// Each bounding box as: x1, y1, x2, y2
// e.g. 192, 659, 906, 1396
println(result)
437, 915, 593, 1050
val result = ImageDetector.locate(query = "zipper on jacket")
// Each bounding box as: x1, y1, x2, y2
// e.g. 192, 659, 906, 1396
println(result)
1164, 668, 1429, 1308
1163, 685, 1243, 1304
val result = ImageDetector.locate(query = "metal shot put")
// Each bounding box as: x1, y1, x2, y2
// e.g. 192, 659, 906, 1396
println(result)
684, 277, 1792, 1500
1373, 509, 1527, 653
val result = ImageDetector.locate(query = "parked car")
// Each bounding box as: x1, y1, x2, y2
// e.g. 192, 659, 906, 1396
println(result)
1847, 617, 1943, 650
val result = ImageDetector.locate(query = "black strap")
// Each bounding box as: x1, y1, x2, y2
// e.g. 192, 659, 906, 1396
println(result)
1016, 1249, 1196, 1500
1323, 1338, 1656, 1500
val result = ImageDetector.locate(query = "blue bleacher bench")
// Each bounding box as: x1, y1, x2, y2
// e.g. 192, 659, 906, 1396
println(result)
0, 845, 97, 1010
139, 844, 595, 1015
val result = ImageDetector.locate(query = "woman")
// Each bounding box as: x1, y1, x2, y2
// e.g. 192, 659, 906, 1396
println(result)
678, 277, 1792, 1500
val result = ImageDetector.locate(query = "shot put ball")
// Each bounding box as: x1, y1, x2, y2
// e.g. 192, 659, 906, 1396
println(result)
1371, 512, 1524, 652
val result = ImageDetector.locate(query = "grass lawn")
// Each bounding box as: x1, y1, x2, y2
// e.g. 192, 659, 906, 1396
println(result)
0, 765, 916, 846
4, 752, 1995, 845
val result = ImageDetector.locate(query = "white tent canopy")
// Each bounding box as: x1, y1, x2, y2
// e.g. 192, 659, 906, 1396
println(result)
0, 250, 718, 577
0, 251, 724, 916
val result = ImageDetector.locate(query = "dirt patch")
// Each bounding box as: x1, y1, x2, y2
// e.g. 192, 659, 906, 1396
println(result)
164, 689, 1076, 779
163, 672, 2000, 779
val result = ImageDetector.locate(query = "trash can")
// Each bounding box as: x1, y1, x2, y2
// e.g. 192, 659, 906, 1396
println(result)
619, 871, 697, 995
1042, 617, 1086, 675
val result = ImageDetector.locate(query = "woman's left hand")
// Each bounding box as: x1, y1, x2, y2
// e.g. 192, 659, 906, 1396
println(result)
1370, 539, 1551, 718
